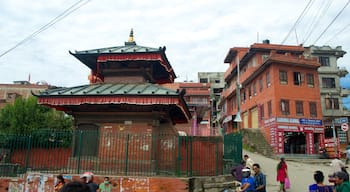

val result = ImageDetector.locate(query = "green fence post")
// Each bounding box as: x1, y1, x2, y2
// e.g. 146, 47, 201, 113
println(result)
125, 133, 130, 175
189, 136, 192, 177
24, 135, 32, 172
77, 130, 83, 174
177, 136, 182, 176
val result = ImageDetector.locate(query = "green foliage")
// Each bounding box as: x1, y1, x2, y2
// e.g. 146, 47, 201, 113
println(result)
0, 97, 73, 134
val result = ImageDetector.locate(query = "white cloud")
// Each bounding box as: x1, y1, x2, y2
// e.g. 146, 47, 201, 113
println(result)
0, 0, 349, 87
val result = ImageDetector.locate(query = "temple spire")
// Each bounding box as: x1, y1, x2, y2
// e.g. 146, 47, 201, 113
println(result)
125, 28, 136, 46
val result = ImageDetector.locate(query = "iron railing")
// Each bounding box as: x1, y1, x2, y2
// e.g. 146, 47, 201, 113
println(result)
0, 130, 225, 177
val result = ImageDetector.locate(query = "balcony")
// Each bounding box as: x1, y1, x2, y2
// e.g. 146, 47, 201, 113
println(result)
338, 67, 349, 77
341, 88, 350, 97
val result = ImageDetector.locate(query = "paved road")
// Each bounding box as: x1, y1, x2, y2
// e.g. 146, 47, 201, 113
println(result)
244, 151, 335, 192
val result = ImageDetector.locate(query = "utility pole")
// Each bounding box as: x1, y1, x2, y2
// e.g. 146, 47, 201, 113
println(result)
234, 58, 242, 127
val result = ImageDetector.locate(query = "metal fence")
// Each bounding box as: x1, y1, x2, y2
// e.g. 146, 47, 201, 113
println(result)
0, 130, 225, 177
223, 132, 243, 174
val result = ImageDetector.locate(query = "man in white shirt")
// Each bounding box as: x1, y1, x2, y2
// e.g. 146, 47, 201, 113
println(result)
331, 157, 346, 174
244, 154, 254, 173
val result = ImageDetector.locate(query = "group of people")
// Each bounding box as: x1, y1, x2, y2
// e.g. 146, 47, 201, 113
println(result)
308, 156, 350, 192
54, 172, 113, 192
231, 154, 267, 192
231, 155, 288, 192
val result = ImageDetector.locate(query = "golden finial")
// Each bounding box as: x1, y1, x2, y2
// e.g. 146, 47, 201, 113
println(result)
125, 28, 136, 46
128, 28, 134, 43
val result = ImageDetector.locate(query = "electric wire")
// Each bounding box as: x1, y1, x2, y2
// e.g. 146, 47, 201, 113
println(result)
0, 0, 91, 59
324, 23, 350, 44
302, 0, 333, 45
281, 0, 313, 44
312, 0, 350, 45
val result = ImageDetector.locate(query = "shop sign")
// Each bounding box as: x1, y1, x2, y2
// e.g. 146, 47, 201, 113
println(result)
276, 117, 299, 124
264, 117, 276, 124
334, 117, 348, 124
299, 118, 323, 126
277, 125, 298, 131
314, 128, 324, 133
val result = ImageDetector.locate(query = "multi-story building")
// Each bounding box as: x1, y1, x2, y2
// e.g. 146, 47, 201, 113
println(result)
221, 41, 324, 155
304, 46, 350, 152
0, 81, 50, 109
198, 72, 225, 135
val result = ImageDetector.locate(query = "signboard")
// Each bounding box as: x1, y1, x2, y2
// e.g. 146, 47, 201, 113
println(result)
299, 118, 323, 126
341, 123, 349, 132
334, 117, 349, 124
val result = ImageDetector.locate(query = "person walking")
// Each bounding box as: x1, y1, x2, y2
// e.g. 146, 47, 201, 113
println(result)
330, 157, 346, 174
276, 157, 288, 192
253, 163, 266, 192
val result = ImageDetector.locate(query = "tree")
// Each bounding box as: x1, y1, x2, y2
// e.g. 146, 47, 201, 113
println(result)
0, 97, 73, 134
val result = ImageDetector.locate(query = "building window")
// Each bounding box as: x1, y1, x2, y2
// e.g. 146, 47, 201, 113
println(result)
293, 72, 302, 86
325, 98, 339, 110
279, 70, 288, 84
319, 56, 330, 66
268, 101, 272, 117
242, 91, 246, 102
295, 101, 304, 116
322, 77, 336, 88
260, 104, 264, 119
309, 102, 317, 117
259, 78, 263, 92
280, 99, 290, 115
266, 72, 270, 87
248, 86, 252, 99
199, 78, 208, 83
214, 79, 220, 83
306, 73, 314, 87
253, 82, 257, 96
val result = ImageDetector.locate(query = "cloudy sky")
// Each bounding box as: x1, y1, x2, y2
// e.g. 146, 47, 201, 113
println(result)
0, 0, 349, 89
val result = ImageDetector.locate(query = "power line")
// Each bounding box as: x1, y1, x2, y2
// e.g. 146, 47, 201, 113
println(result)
324, 22, 350, 44
281, 0, 313, 44
0, 0, 91, 59
302, 0, 333, 44
312, 0, 350, 45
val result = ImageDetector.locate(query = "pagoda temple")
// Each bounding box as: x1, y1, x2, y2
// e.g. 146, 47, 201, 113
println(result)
35, 30, 192, 172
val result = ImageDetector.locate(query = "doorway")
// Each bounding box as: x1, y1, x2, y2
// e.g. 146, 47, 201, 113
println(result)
284, 132, 306, 154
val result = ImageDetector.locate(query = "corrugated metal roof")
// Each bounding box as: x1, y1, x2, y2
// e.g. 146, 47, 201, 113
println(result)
38, 83, 179, 97
73, 44, 164, 54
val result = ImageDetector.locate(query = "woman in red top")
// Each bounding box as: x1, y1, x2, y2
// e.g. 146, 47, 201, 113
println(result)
276, 157, 288, 192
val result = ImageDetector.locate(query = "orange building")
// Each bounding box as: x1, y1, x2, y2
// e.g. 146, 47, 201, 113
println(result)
221, 41, 324, 155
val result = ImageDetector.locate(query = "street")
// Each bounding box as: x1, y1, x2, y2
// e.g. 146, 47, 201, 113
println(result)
244, 151, 335, 192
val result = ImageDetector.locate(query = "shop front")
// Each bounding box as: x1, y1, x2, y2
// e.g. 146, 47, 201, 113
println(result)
264, 117, 324, 155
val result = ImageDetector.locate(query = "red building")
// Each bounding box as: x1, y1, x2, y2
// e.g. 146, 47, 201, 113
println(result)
221, 41, 324, 155
162, 82, 211, 136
